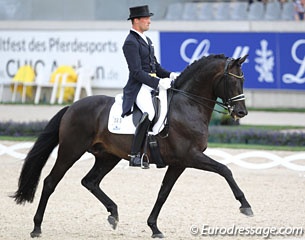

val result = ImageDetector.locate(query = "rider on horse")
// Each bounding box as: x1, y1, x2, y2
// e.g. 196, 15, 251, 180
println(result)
122, 5, 178, 167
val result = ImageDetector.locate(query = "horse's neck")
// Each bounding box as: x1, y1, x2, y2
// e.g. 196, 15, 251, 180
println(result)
173, 91, 215, 127
174, 57, 224, 127
177, 74, 217, 124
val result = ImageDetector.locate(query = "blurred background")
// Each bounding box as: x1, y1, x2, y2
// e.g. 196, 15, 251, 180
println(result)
0, 0, 304, 108
0, 0, 301, 21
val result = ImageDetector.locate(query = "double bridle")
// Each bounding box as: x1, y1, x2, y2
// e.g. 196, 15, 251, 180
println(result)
171, 58, 245, 115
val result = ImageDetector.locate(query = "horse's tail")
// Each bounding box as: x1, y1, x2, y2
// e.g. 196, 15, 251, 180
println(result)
11, 106, 69, 205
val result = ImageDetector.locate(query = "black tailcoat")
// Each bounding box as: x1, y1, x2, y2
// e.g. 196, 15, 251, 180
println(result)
121, 30, 170, 117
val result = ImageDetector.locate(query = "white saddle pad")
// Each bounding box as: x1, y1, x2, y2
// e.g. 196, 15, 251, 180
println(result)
108, 88, 168, 135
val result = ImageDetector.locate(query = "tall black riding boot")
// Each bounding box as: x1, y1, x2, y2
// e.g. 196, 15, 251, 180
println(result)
129, 112, 151, 168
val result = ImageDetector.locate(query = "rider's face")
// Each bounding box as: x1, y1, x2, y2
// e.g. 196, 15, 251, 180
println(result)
134, 17, 151, 33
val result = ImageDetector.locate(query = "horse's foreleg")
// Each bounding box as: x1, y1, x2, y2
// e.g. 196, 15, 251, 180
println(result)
188, 151, 253, 216
147, 166, 185, 238
81, 155, 120, 230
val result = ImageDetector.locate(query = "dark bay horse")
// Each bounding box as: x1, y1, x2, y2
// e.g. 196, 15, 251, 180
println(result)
12, 54, 253, 238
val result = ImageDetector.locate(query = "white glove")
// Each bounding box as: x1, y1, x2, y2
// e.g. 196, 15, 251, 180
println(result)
170, 72, 179, 81
158, 78, 172, 90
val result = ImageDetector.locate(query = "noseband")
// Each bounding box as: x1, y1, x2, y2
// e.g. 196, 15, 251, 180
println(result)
171, 58, 245, 115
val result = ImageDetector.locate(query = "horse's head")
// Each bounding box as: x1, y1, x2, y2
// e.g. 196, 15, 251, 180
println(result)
214, 55, 248, 120
172, 54, 248, 121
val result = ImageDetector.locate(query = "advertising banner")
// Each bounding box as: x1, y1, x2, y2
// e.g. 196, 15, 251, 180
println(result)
1, 30, 304, 90
160, 32, 305, 90
0, 30, 160, 88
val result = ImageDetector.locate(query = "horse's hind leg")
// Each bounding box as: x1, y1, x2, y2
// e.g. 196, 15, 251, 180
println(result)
31, 147, 85, 238
81, 153, 121, 230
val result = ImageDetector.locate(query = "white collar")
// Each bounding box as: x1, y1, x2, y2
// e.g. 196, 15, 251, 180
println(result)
131, 28, 148, 44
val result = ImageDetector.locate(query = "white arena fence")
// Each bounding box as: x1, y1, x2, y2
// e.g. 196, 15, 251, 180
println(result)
1, 142, 305, 172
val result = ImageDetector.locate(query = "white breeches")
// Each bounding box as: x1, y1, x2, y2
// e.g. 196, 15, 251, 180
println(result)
136, 84, 155, 121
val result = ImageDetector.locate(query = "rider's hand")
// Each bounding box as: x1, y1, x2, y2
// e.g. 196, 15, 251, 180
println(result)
159, 78, 172, 90
170, 72, 179, 81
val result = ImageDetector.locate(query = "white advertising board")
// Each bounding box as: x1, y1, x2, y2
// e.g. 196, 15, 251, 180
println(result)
0, 30, 160, 88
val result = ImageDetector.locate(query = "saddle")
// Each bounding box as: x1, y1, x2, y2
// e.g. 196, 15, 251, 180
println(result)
132, 89, 161, 127
108, 88, 168, 135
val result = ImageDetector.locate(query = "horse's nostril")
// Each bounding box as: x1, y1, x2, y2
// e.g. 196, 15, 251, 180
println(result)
238, 110, 248, 117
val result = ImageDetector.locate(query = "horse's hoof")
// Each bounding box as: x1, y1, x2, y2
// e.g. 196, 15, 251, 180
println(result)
30, 230, 41, 238
240, 207, 254, 217
108, 215, 118, 230
152, 232, 165, 238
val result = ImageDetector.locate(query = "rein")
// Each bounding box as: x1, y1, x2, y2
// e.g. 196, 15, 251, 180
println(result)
170, 88, 229, 114
171, 58, 245, 115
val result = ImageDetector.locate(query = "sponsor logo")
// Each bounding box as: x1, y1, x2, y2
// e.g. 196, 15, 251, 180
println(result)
282, 39, 305, 84
180, 38, 249, 65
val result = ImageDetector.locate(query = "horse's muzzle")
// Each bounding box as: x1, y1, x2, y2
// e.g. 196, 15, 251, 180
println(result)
231, 105, 248, 121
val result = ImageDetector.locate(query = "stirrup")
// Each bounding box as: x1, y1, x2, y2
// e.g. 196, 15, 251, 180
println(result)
141, 153, 150, 169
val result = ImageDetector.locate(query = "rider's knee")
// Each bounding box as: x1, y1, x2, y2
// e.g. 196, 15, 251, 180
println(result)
147, 111, 155, 121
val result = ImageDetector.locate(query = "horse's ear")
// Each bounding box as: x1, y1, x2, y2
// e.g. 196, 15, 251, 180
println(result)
238, 54, 248, 65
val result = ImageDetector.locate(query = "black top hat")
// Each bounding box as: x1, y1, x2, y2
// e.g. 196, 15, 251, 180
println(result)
127, 5, 153, 20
